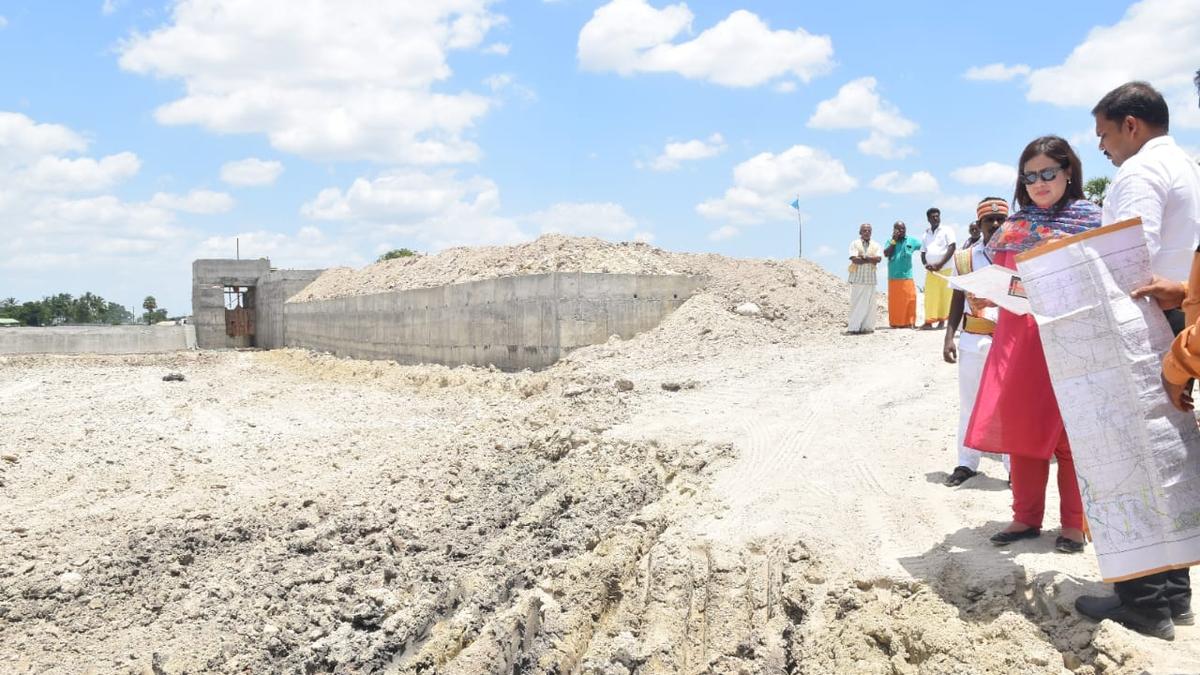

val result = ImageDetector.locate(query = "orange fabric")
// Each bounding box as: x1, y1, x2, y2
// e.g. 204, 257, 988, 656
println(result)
1164, 251, 1200, 386
888, 278, 917, 327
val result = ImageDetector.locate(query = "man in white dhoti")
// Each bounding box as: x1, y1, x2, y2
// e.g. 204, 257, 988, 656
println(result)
847, 223, 882, 334
941, 198, 1011, 486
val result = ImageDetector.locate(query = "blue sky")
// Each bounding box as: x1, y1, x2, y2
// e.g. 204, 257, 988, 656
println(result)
1, 0, 1199, 316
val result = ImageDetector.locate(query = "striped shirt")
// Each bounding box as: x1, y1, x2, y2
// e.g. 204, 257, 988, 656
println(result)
848, 239, 882, 285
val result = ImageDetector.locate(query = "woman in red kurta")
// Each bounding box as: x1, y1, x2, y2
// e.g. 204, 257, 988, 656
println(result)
965, 135, 1101, 553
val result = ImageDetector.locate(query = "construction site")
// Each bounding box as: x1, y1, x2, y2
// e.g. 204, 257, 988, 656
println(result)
1, 235, 1196, 674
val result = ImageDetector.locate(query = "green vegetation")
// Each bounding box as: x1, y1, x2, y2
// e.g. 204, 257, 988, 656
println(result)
1084, 176, 1110, 207
142, 296, 168, 324
0, 293, 135, 326
377, 248, 420, 262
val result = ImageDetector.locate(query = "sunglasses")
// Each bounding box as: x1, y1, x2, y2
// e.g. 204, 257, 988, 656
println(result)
1020, 166, 1066, 185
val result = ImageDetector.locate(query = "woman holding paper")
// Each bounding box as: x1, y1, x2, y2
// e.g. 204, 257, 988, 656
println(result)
965, 135, 1101, 554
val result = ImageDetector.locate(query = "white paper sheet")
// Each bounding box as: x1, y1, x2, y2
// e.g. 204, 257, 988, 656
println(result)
946, 264, 1032, 316
1015, 218, 1200, 581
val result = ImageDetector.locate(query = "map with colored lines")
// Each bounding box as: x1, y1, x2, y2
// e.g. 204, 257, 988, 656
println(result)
1017, 218, 1200, 582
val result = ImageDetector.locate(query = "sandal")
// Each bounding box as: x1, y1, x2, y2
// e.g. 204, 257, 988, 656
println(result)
1055, 536, 1085, 554
990, 527, 1040, 546
943, 466, 977, 487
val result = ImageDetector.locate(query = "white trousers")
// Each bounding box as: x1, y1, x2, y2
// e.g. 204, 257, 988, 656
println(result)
848, 283, 876, 332
957, 332, 1011, 472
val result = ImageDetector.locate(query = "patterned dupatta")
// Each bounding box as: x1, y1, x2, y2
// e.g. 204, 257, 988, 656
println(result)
987, 199, 1102, 255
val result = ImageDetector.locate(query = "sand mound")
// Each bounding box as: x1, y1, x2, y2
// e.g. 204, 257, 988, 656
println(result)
291, 234, 852, 334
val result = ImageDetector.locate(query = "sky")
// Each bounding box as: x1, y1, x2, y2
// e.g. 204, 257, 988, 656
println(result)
1, 0, 1199, 316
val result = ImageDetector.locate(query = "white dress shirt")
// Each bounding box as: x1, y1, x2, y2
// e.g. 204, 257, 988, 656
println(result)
921, 225, 956, 267
1102, 135, 1200, 282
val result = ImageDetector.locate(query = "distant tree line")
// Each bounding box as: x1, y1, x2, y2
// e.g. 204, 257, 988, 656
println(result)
0, 293, 137, 326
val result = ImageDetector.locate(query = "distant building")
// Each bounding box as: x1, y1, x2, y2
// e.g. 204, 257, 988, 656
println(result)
0, 318, 20, 327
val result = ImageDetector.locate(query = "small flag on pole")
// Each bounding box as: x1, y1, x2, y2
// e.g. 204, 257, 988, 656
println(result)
789, 198, 800, 210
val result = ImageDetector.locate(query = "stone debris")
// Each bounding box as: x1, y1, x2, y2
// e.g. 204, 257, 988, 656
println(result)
733, 302, 762, 317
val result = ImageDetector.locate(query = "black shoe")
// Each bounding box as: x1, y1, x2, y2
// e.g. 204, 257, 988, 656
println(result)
1055, 536, 1086, 554
1075, 594, 1175, 641
1174, 607, 1195, 626
990, 528, 1040, 546
943, 466, 977, 487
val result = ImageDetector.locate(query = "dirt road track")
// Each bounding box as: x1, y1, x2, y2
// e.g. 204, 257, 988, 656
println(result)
1, 327, 1197, 673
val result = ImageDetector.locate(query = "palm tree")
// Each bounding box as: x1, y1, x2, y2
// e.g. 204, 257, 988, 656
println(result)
1084, 177, 1111, 207
142, 296, 157, 324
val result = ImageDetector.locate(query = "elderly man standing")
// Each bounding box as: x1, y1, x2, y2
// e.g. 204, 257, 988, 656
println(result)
1072, 81, 1200, 640
884, 221, 922, 328
920, 207, 956, 329
847, 223, 883, 334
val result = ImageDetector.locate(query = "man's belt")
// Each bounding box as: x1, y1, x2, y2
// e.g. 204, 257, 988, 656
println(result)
964, 315, 995, 335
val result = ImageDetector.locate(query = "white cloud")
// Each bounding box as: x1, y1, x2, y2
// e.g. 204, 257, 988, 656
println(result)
0, 16, 8, 29
870, 171, 939, 195
101, 1, 120, 15
578, 1, 833, 88
815, 244, 836, 257
526, 201, 638, 238
697, 145, 856, 225
1024, 0, 1200, 128
150, 189, 235, 214
856, 132, 913, 160
632, 231, 655, 243
195, 227, 365, 271
17, 152, 141, 192
643, 133, 726, 171
300, 169, 527, 250
117, 1, 504, 163
482, 43, 510, 56
708, 225, 739, 241
483, 73, 537, 102
220, 157, 284, 187
963, 63, 1031, 82
808, 77, 917, 158
950, 161, 1015, 187
0, 112, 88, 163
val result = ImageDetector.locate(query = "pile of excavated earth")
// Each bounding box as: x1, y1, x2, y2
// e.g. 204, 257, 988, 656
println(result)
1, 235, 1193, 674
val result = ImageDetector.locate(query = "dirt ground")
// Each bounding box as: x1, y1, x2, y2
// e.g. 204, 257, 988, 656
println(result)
2, 244, 1199, 673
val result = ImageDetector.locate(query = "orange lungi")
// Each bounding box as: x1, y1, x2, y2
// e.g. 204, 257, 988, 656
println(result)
888, 278, 917, 328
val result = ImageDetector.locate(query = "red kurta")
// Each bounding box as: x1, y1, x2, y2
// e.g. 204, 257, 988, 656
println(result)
963, 250, 1066, 460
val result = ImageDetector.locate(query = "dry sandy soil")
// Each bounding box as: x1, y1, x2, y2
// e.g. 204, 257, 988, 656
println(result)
2, 238, 1198, 674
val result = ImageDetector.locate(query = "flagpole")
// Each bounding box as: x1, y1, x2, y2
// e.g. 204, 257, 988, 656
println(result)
796, 193, 802, 259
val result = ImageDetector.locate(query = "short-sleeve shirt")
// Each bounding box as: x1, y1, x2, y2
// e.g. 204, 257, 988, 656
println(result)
886, 236, 922, 280
921, 225, 957, 263
848, 239, 882, 285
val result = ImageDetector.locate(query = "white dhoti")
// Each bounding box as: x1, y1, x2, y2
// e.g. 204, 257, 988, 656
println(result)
957, 332, 1010, 472
848, 283, 876, 333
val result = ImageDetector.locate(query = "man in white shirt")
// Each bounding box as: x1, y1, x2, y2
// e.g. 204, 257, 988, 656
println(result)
941, 198, 1011, 487
1075, 81, 1200, 641
847, 223, 883, 334
919, 207, 955, 330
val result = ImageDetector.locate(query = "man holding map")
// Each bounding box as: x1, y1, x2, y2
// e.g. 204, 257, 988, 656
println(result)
1071, 82, 1200, 640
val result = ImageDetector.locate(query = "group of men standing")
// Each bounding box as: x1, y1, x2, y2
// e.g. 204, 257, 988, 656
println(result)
845, 207, 960, 334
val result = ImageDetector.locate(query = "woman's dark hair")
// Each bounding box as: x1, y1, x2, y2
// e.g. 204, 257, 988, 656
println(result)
1013, 135, 1085, 210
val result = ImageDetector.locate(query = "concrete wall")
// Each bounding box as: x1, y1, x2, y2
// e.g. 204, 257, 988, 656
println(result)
0, 325, 197, 355
191, 258, 271, 349
282, 272, 704, 371
255, 269, 325, 350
